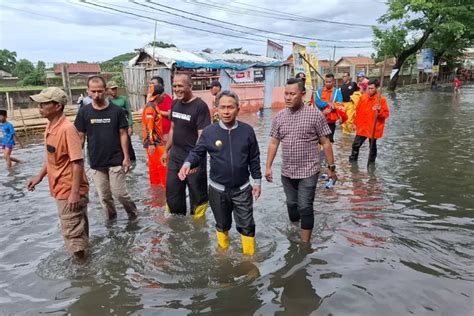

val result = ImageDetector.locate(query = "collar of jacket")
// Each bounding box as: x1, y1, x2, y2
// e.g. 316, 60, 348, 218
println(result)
218, 120, 239, 130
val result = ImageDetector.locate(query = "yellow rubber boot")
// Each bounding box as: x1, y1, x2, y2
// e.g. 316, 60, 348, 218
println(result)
193, 202, 208, 219
216, 231, 230, 250
241, 235, 255, 255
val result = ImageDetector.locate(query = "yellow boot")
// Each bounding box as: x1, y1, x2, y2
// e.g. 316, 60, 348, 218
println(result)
241, 235, 255, 255
216, 231, 230, 250
193, 202, 208, 220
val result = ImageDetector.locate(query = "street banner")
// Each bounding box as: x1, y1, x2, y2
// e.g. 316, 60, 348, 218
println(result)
225, 69, 254, 83
422, 48, 433, 73
266, 39, 284, 60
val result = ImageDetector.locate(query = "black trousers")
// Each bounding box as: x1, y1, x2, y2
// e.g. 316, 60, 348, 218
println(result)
166, 159, 208, 215
349, 135, 377, 162
327, 122, 336, 143
128, 135, 136, 161
208, 185, 255, 237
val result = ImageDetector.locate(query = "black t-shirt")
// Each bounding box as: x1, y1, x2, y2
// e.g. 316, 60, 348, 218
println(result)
341, 81, 359, 102
170, 97, 211, 164
74, 103, 129, 169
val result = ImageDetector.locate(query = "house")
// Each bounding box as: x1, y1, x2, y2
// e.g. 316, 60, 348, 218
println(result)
53, 63, 101, 75
46, 63, 102, 86
334, 56, 376, 76
0, 70, 19, 86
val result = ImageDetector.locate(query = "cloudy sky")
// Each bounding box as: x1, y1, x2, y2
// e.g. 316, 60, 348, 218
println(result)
0, 0, 388, 64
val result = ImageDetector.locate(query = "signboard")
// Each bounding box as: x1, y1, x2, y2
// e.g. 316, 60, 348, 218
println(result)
432, 65, 439, 75
225, 68, 254, 83
266, 39, 284, 60
422, 48, 433, 73
253, 68, 265, 82
416, 53, 424, 70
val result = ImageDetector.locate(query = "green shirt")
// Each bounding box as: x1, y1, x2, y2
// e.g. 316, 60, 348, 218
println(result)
108, 96, 132, 127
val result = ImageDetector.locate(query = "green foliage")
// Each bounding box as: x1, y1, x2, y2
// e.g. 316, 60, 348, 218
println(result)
0, 49, 17, 73
148, 41, 176, 48
13, 59, 35, 80
111, 72, 125, 88
100, 52, 137, 72
20, 60, 46, 86
223, 47, 255, 55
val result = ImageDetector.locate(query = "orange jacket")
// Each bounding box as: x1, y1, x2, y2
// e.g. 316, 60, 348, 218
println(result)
353, 93, 389, 139
142, 102, 164, 147
315, 87, 348, 124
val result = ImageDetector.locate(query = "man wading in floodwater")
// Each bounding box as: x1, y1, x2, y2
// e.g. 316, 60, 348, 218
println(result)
178, 90, 262, 255
27, 87, 89, 260
266, 78, 337, 243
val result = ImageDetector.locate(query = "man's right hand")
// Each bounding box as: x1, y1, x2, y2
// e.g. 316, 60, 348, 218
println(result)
27, 176, 42, 191
161, 151, 168, 166
265, 167, 273, 182
178, 165, 190, 181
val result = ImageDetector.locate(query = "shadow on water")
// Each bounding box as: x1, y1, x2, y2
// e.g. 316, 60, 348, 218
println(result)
0, 85, 473, 315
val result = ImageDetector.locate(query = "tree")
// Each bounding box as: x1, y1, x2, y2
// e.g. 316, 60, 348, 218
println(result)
372, 0, 473, 91
100, 52, 137, 72
13, 59, 35, 80
223, 47, 255, 55
148, 41, 176, 48
21, 60, 46, 86
0, 49, 17, 73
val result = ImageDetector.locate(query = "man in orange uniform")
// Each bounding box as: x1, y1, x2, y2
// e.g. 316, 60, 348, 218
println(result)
349, 79, 390, 163
142, 84, 166, 185
315, 73, 347, 142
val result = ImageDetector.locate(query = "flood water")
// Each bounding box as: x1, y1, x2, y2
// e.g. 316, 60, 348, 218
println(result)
1, 86, 473, 315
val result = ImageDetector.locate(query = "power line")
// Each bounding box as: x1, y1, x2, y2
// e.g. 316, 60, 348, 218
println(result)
0, 4, 148, 37
143, 0, 373, 44
183, 0, 378, 29
80, 1, 372, 49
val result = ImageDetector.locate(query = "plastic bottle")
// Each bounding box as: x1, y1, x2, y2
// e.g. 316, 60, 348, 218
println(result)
325, 179, 334, 189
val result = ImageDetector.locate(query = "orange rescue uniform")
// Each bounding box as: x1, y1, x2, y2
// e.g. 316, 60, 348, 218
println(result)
353, 93, 389, 139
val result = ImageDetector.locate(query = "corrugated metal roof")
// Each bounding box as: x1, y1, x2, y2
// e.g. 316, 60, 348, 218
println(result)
129, 46, 283, 70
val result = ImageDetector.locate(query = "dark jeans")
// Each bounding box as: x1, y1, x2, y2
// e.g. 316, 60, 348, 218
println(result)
208, 184, 255, 237
327, 122, 336, 143
349, 135, 377, 162
166, 159, 208, 215
281, 173, 319, 230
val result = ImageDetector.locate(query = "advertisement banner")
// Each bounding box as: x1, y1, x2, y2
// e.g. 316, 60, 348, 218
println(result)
266, 39, 284, 60
416, 53, 424, 70
422, 48, 433, 73
307, 41, 319, 78
432, 65, 439, 75
225, 69, 254, 83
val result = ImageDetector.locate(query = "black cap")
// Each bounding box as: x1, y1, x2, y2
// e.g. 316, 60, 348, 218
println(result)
0, 110, 7, 116
210, 80, 221, 88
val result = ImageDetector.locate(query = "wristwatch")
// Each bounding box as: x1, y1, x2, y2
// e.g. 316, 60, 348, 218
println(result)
327, 164, 336, 171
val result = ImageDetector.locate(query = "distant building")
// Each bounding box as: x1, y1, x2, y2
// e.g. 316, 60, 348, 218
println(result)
46, 63, 102, 86
0, 70, 19, 87
334, 56, 376, 75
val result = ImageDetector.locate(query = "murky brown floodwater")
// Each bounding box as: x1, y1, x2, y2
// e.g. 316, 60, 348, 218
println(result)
1, 85, 473, 315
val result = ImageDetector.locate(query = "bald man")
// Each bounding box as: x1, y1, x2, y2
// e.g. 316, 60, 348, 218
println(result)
162, 74, 211, 218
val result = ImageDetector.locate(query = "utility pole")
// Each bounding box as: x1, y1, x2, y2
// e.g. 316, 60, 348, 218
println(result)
331, 45, 336, 74
152, 21, 157, 60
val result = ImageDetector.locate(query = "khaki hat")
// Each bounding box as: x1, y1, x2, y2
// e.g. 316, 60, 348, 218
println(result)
30, 87, 68, 105
106, 81, 118, 88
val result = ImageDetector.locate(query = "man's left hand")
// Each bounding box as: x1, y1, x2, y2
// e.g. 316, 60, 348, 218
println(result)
128, 127, 133, 136
67, 191, 81, 211
328, 170, 337, 184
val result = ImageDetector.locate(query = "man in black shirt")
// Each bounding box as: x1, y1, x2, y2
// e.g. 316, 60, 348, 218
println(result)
340, 72, 360, 134
75, 76, 138, 220
162, 74, 211, 218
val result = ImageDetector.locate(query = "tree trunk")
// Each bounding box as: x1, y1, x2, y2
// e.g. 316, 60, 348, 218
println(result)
388, 27, 434, 91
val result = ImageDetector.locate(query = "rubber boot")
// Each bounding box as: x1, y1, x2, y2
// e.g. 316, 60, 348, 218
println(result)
241, 235, 255, 255
216, 231, 230, 250
193, 202, 208, 220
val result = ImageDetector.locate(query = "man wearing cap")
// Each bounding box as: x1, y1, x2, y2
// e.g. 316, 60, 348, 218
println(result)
107, 80, 136, 161
210, 80, 222, 123
75, 75, 138, 221
27, 87, 89, 260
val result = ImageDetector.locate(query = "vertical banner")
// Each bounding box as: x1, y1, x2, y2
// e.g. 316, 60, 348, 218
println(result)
416, 53, 424, 70
307, 41, 319, 76
292, 42, 311, 84
266, 40, 284, 60
422, 48, 433, 73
